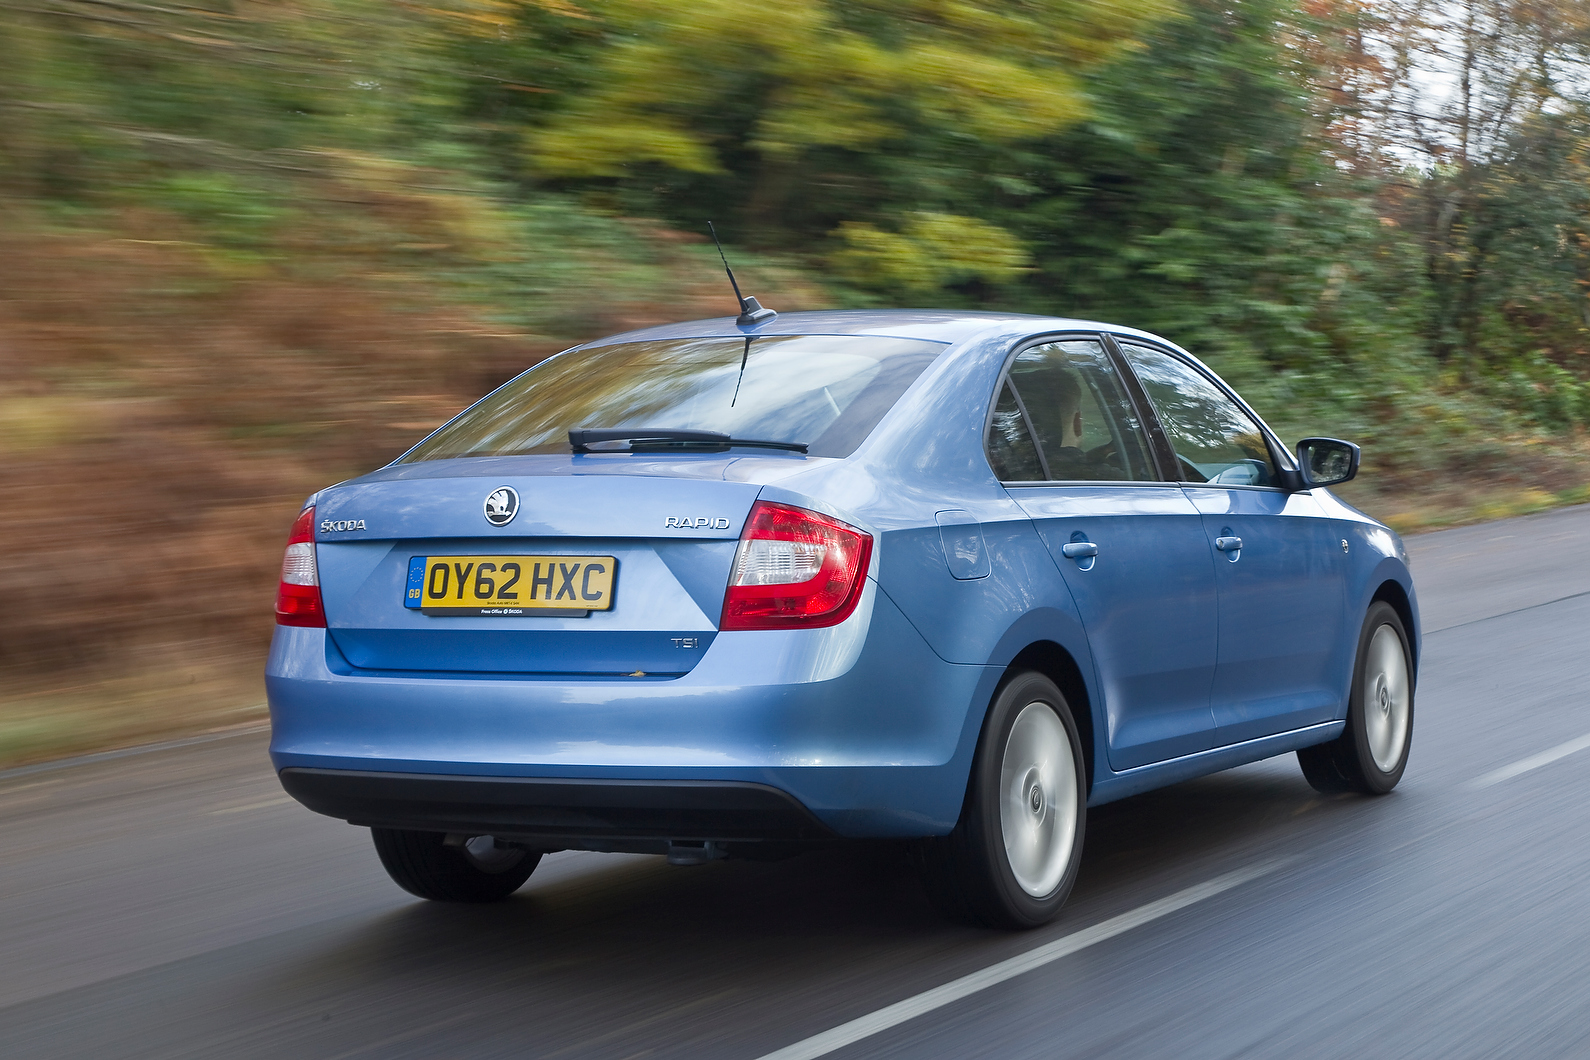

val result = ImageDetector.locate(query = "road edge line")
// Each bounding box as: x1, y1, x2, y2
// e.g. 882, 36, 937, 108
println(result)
0, 720, 271, 782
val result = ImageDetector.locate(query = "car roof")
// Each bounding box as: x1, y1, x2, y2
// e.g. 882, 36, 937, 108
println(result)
578, 309, 1178, 351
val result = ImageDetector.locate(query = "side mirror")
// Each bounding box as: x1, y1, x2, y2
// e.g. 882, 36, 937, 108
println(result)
1296, 437, 1360, 487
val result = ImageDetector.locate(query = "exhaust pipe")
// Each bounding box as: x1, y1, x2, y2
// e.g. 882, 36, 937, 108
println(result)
666, 840, 728, 866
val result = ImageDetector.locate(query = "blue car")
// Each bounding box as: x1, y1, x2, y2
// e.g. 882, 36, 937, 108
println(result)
268, 307, 1417, 928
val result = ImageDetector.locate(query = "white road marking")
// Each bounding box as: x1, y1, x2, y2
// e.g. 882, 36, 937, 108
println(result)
1471, 732, 1590, 789
752, 858, 1292, 1060
207, 796, 293, 815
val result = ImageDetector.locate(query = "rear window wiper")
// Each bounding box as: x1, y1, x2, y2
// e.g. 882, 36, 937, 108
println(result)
568, 428, 808, 454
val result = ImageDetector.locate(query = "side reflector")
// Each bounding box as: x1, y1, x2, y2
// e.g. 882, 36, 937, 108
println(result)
275, 506, 326, 627
721, 501, 872, 631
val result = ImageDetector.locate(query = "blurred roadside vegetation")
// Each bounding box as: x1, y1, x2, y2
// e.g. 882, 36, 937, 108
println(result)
2, 0, 1590, 764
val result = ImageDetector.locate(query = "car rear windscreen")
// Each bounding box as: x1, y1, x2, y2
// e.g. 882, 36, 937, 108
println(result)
398, 335, 948, 462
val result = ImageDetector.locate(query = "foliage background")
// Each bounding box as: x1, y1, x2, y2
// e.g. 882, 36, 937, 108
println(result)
2, 0, 1589, 763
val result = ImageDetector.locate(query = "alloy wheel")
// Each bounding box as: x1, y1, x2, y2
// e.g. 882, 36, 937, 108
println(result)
999, 702, 1079, 897
1363, 624, 1411, 772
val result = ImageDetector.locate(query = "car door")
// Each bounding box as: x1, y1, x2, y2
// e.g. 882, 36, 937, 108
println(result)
1115, 340, 1347, 744
991, 337, 1222, 771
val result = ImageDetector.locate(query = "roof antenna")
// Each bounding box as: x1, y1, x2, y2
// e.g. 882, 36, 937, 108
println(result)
708, 222, 776, 327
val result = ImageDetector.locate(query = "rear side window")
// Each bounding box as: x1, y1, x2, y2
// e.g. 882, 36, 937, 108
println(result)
987, 339, 1158, 482
399, 335, 947, 462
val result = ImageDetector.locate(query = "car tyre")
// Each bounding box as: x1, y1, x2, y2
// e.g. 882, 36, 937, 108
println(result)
372, 828, 541, 902
1298, 601, 1414, 795
917, 672, 1086, 929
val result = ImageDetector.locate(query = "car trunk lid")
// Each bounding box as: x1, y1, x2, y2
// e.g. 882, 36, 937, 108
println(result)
312, 471, 760, 675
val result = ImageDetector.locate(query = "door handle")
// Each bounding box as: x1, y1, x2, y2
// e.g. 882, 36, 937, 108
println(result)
1215, 536, 1243, 552
1061, 541, 1099, 559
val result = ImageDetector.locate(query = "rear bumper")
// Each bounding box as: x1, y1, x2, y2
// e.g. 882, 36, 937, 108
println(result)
265, 581, 1000, 839
279, 767, 836, 842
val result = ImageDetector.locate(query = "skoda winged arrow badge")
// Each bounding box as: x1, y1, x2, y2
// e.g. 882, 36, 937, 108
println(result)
483, 486, 519, 527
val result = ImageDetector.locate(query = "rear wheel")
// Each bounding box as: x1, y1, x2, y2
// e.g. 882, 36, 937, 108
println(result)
1298, 601, 1414, 794
372, 829, 541, 902
917, 672, 1086, 929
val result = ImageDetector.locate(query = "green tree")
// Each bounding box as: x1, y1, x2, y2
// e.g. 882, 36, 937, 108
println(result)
1310, 0, 1590, 376
996, 0, 1413, 371
450, 0, 1175, 275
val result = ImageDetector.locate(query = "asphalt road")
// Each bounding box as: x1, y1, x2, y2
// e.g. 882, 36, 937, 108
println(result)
5, 505, 1590, 1059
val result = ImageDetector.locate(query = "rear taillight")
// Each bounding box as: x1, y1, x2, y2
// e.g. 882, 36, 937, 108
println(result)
721, 501, 873, 631
275, 506, 325, 627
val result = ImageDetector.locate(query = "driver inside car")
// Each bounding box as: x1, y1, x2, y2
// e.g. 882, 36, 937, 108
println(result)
1025, 369, 1122, 481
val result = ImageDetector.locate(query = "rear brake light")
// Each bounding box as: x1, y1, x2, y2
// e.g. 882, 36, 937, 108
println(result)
275, 506, 325, 627
721, 501, 873, 631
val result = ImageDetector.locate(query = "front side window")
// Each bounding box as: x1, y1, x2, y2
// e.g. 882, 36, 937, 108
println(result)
400, 335, 947, 462
986, 338, 1158, 482
1118, 343, 1279, 486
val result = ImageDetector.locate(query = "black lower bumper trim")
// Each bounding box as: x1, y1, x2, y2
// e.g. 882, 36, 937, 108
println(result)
278, 768, 836, 842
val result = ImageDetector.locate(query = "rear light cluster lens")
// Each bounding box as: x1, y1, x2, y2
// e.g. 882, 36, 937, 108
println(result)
721, 501, 873, 631
275, 506, 326, 627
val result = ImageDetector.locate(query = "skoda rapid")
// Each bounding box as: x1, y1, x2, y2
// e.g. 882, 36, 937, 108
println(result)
267, 308, 1417, 928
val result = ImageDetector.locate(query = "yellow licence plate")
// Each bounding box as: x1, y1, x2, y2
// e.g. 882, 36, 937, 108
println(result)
404, 555, 616, 616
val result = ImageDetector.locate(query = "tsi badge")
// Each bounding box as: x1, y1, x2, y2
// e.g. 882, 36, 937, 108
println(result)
484, 486, 520, 528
